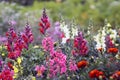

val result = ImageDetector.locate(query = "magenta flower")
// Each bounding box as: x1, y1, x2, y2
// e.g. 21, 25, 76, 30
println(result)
22, 23, 34, 49
35, 65, 46, 77
105, 35, 115, 49
48, 50, 67, 77
69, 59, 78, 72
42, 37, 54, 52
39, 8, 50, 34
0, 69, 14, 80
73, 32, 89, 56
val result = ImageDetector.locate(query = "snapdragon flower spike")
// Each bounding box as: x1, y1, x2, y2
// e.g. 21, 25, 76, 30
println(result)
73, 32, 89, 56
6, 27, 25, 59
39, 8, 50, 34
48, 50, 67, 78
105, 35, 115, 49
22, 23, 33, 49
69, 59, 78, 71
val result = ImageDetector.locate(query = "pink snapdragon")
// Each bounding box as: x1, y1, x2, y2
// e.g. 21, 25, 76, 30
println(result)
48, 50, 67, 77
69, 59, 78, 71
42, 37, 54, 52
35, 65, 46, 77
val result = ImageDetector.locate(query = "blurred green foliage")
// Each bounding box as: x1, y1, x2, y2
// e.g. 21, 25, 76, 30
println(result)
0, 0, 120, 30
21, 0, 120, 27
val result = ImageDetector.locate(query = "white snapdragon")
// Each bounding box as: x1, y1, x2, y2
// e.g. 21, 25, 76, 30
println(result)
94, 28, 106, 50
60, 21, 78, 43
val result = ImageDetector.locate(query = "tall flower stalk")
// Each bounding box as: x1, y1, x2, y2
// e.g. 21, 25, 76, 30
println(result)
39, 8, 50, 35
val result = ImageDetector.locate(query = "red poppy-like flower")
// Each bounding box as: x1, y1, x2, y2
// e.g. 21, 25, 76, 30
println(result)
77, 60, 88, 68
89, 69, 105, 79
107, 48, 118, 53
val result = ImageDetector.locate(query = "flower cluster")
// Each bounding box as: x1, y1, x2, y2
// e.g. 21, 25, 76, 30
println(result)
77, 60, 88, 69
69, 59, 78, 72
39, 8, 50, 34
6, 27, 22, 59
89, 69, 105, 79
6, 23, 33, 59
22, 23, 34, 49
35, 65, 46, 77
73, 32, 89, 56
0, 69, 14, 80
48, 50, 67, 77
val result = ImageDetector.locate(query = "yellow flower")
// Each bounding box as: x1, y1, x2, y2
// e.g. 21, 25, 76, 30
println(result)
13, 66, 19, 73
32, 76, 36, 80
13, 73, 18, 79
17, 57, 22, 65
2, 53, 5, 56
33, 45, 39, 49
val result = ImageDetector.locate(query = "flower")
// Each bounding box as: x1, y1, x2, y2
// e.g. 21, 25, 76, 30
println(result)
111, 71, 120, 79
7, 62, 13, 70
0, 69, 14, 80
107, 48, 118, 53
35, 65, 46, 77
94, 27, 106, 50
69, 60, 78, 71
17, 57, 22, 65
77, 60, 88, 68
39, 8, 50, 34
73, 32, 89, 56
42, 37, 54, 52
13, 66, 19, 73
48, 50, 67, 77
89, 69, 105, 79
105, 35, 115, 49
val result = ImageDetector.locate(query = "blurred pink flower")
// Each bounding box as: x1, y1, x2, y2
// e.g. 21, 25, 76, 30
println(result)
69, 60, 78, 71
35, 65, 46, 77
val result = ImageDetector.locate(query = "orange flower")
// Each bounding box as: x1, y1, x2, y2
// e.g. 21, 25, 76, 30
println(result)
89, 69, 99, 78
107, 48, 118, 53
89, 69, 105, 79
77, 60, 88, 68
97, 47, 103, 52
